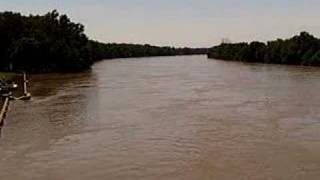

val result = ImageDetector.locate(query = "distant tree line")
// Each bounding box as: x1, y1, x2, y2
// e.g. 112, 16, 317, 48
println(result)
87, 41, 207, 61
0, 10, 207, 73
208, 32, 320, 66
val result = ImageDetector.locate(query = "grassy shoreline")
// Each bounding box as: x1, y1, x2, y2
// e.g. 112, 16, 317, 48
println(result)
0, 72, 16, 81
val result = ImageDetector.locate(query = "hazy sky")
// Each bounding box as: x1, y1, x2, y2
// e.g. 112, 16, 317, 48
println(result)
1, 0, 320, 47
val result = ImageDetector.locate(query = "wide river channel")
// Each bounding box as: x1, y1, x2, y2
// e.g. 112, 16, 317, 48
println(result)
0, 55, 320, 180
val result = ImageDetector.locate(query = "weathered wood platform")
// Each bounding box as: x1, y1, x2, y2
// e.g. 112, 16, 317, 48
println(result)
0, 72, 31, 129
0, 97, 10, 127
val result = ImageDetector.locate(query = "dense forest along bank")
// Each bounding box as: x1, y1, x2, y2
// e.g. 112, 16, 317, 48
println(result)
0, 55, 320, 180
208, 32, 320, 66
0, 10, 207, 73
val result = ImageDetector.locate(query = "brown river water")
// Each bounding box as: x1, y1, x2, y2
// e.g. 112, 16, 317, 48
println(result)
0, 55, 320, 180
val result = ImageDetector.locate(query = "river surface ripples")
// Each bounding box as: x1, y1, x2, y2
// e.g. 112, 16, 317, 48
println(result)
0, 55, 320, 180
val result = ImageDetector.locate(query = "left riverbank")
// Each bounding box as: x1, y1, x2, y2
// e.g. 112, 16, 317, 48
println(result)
0, 10, 207, 73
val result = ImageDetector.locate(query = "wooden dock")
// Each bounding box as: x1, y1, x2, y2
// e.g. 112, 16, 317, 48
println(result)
0, 72, 31, 128
0, 97, 10, 127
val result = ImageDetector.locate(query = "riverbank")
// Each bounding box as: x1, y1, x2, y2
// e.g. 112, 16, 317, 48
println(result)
0, 11, 208, 73
208, 32, 320, 66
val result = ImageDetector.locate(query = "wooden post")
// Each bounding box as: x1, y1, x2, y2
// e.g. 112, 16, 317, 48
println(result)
20, 72, 31, 100
23, 72, 27, 95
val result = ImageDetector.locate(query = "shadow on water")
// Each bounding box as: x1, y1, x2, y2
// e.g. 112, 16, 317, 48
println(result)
29, 69, 97, 98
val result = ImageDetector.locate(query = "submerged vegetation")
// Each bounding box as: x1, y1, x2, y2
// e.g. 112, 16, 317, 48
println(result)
0, 10, 207, 73
208, 32, 320, 66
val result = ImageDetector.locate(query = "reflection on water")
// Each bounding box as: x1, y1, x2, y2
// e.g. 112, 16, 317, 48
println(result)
0, 55, 320, 180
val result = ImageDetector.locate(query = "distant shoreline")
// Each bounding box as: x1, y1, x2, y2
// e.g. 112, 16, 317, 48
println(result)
208, 32, 320, 67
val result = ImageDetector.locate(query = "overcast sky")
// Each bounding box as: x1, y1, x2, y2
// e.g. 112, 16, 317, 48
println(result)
1, 0, 319, 47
